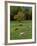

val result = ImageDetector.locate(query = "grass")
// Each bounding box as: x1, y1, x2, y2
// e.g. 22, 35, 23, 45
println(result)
10, 20, 32, 40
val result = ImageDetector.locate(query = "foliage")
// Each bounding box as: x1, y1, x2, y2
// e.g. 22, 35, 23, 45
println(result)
10, 6, 32, 21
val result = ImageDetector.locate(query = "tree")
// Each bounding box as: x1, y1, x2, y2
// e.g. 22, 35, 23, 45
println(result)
14, 11, 24, 21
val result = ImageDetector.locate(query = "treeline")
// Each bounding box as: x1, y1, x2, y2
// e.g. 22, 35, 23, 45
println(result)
10, 6, 32, 21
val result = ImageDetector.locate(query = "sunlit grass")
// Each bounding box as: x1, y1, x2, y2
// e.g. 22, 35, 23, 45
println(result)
10, 20, 32, 40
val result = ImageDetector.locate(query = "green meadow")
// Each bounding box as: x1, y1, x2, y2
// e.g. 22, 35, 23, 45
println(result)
10, 21, 32, 40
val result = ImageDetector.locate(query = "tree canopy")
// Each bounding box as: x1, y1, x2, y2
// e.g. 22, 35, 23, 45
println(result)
10, 6, 32, 21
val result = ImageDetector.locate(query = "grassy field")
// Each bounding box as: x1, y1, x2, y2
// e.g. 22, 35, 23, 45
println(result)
10, 20, 32, 40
